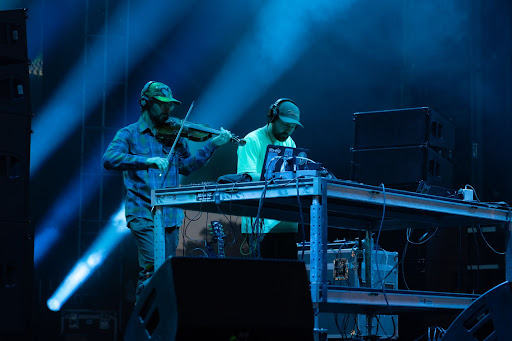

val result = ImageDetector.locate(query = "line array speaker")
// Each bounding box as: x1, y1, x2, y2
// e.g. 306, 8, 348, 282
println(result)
0, 9, 29, 64
0, 221, 34, 335
353, 106, 455, 150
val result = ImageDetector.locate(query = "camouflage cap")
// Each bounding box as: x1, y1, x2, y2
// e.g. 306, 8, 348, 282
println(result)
142, 81, 181, 105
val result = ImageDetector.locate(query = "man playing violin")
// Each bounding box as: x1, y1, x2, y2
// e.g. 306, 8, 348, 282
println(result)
237, 98, 303, 260
103, 81, 232, 303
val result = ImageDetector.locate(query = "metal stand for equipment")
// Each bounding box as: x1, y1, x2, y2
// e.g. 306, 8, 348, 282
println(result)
151, 177, 512, 338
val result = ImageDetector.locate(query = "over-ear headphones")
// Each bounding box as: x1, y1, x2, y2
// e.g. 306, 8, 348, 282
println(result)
139, 81, 156, 108
267, 98, 296, 123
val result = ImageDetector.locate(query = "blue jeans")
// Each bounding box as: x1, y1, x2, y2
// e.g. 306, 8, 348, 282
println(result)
128, 217, 180, 303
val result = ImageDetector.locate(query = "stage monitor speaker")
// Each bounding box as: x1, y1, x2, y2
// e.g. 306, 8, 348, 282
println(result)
353, 107, 455, 151
124, 257, 314, 341
442, 281, 512, 340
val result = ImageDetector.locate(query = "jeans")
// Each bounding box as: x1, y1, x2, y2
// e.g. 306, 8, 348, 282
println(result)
128, 217, 180, 303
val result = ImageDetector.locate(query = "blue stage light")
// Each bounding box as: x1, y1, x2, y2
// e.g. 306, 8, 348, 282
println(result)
46, 204, 129, 311
0, 1, 22, 11
34, 0, 193, 269
34, 155, 102, 266
192, 0, 354, 127
31, 0, 192, 175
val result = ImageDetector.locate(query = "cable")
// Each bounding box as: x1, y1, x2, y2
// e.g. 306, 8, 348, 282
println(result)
182, 182, 209, 244
375, 314, 394, 340
208, 181, 247, 256
406, 227, 439, 245
213, 182, 238, 246
264, 155, 285, 180
372, 260, 399, 287
239, 233, 252, 256
247, 176, 300, 257
182, 182, 221, 255
187, 247, 208, 257
372, 183, 397, 340
400, 240, 410, 290
183, 210, 208, 243
182, 211, 202, 256
320, 167, 338, 180
477, 225, 506, 255
401, 227, 439, 291
248, 176, 273, 257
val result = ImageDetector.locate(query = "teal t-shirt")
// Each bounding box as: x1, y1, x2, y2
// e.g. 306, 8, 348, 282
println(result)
237, 126, 298, 233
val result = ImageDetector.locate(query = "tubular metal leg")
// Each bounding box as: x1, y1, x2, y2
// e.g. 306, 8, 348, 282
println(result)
310, 194, 328, 338
310, 197, 322, 303
153, 205, 165, 271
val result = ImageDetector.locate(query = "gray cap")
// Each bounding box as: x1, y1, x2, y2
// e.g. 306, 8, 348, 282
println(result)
277, 101, 303, 127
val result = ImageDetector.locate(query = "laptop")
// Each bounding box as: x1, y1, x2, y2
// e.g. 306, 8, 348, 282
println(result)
260, 145, 310, 181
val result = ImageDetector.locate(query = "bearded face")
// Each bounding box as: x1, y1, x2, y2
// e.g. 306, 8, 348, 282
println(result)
271, 118, 297, 142
148, 100, 175, 126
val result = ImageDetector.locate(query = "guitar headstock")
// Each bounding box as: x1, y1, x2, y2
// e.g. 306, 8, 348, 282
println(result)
209, 220, 226, 240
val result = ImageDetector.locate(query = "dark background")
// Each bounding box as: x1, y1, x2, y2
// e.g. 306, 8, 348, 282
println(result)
1, 0, 511, 340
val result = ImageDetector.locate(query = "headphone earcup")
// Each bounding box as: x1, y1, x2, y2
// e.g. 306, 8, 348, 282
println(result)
270, 106, 278, 122
267, 106, 275, 123
140, 96, 148, 108
140, 81, 155, 109
268, 103, 280, 123
268, 98, 296, 123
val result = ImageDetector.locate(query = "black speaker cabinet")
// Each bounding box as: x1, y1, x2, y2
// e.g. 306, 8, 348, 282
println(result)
0, 9, 28, 64
442, 281, 512, 340
351, 145, 454, 189
0, 63, 32, 114
125, 257, 314, 341
353, 107, 455, 151
0, 112, 31, 219
0, 220, 34, 335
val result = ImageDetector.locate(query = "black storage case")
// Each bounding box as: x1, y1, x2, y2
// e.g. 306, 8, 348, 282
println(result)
61, 310, 117, 341
353, 107, 455, 151
351, 145, 454, 189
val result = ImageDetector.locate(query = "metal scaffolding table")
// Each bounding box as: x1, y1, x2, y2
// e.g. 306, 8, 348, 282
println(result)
151, 177, 512, 330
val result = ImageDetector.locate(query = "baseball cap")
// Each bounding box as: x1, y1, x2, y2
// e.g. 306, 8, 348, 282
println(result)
144, 81, 181, 105
278, 101, 303, 127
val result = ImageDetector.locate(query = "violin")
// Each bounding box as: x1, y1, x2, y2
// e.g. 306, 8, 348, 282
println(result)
157, 116, 246, 146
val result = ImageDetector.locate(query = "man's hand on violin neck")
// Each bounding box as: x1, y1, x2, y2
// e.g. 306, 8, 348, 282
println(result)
146, 157, 169, 171
211, 127, 233, 147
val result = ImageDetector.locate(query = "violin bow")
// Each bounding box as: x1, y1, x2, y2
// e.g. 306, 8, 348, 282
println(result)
159, 101, 194, 185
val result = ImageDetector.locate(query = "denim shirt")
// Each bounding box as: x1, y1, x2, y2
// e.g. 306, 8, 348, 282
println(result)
103, 115, 217, 227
